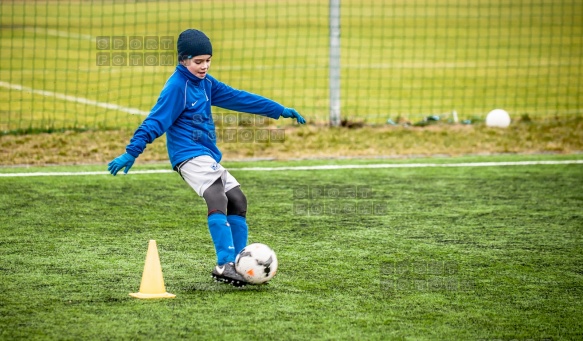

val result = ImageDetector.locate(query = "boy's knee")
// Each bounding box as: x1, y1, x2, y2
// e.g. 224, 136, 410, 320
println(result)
226, 187, 247, 217
204, 179, 228, 215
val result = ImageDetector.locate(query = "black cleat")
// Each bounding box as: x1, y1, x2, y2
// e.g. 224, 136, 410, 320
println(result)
211, 262, 247, 287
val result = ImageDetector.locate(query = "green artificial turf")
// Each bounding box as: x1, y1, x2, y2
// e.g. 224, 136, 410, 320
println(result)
0, 156, 582, 340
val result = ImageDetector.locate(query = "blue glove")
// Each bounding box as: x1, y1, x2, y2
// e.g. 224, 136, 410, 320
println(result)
108, 153, 136, 176
281, 108, 306, 124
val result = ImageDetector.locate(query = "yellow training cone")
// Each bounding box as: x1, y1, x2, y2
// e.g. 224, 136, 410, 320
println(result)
129, 240, 175, 299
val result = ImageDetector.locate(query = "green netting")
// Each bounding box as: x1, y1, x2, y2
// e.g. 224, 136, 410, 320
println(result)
1, 0, 581, 132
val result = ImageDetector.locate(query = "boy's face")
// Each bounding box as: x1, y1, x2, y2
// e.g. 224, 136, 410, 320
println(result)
182, 55, 211, 79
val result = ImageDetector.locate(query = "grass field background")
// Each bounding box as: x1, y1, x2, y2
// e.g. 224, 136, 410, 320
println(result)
1, 0, 582, 132
1, 155, 582, 340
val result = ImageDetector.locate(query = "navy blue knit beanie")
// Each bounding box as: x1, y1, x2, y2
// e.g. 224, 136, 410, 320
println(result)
177, 29, 212, 61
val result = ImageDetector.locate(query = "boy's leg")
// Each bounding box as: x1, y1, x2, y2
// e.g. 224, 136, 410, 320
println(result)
177, 156, 246, 285
203, 178, 247, 286
203, 178, 235, 265
226, 186, 248, 254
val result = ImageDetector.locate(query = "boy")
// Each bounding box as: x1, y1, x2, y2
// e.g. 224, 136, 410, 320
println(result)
108, 29, 305, 286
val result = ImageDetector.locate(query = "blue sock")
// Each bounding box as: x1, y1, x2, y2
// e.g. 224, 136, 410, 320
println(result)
227, 215, 248, 255
207, 213, 235, 265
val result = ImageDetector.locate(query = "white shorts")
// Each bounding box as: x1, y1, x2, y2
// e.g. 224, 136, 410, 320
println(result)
177, 155, 240, 197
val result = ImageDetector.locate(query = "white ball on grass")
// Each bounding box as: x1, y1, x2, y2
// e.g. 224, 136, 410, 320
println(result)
235, 243, 278, 284
486, 109, 511, 128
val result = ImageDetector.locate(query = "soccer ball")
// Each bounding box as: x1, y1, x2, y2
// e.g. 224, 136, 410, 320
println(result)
235, 243, 278, 284
485, 109, 511, 128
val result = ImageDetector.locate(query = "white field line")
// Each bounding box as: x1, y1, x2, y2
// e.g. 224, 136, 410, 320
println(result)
1, 160, 582, 178
23, 27, 95, 41
3, 76, 580, 118
0, 81, 149, 116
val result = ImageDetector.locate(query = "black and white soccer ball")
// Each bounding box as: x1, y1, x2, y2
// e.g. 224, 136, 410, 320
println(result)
235, 243, 278, 284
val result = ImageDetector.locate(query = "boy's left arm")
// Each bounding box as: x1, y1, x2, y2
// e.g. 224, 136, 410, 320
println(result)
208, 77, 305, 124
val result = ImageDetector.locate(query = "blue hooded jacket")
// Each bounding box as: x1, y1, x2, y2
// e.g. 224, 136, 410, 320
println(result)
125, 64, 285, 168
